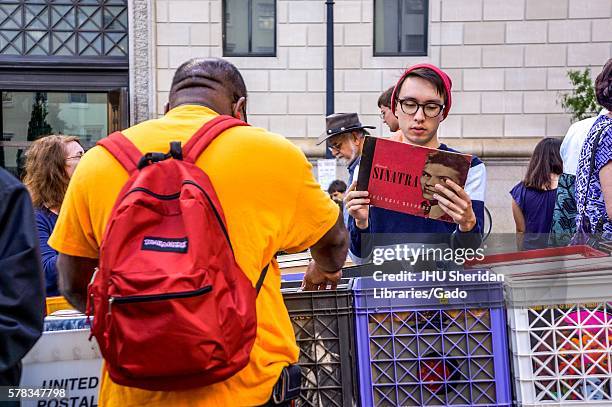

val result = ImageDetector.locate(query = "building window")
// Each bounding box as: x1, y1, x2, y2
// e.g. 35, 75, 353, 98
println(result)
223, 0, 276, 57
0, 0, 128, 59
69, 92, 87, 103
374, 0, 428, 56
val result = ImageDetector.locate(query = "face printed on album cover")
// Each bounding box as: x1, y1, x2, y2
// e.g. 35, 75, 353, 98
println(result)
420, 162, 461, 201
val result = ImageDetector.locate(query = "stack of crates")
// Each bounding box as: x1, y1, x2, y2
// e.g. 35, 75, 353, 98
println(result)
352, 272, 512, 406
506, 271, 612, 405
281, 279, 357, 407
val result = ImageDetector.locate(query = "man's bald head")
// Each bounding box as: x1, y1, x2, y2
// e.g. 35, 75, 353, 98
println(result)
168, 58, 248, 119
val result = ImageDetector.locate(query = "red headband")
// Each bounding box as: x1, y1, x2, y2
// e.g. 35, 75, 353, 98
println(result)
390, 63, 453, 119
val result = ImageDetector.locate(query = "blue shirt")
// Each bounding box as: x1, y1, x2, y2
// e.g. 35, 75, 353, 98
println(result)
510, 182, 558, 250
347, 156, 360, 187
348, 143, 486, 261
575, 115, 612, 239
510, 182, 558, 234
35, 207, 59, 296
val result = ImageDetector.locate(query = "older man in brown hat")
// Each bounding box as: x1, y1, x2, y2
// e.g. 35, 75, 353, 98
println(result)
318, 113, 375, 227
317, 113, 375, 188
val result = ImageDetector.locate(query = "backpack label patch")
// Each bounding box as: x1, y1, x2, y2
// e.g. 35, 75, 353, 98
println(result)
142, 237, 189, 253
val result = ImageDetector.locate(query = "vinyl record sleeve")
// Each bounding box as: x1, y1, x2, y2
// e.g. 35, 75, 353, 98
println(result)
357, 136, 471, 221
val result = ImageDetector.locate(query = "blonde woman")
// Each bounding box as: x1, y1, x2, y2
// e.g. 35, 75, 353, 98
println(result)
24, 135, 83, 296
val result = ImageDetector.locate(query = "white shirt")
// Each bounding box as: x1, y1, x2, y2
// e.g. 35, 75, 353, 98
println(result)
561, 109, 608, 175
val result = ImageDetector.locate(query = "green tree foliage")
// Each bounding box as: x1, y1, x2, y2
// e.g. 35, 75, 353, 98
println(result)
560, 68, 599, 122
27, 92, 53, 141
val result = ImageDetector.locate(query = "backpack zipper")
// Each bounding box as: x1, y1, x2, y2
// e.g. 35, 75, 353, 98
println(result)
125, 187, 180, 200
122, 180, 234, 253
108, 285, 212, 313
182, 180, 234, 253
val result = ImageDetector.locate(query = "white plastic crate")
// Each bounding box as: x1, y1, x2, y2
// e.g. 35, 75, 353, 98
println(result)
506, 273, 612, 309
20, 322, 102, 407
506, 273, 612, 406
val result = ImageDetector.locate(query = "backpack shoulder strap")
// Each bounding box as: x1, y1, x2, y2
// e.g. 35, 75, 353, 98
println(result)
255, 263, 270, 296
97, 132, 142, 175
182, 115, 248, 163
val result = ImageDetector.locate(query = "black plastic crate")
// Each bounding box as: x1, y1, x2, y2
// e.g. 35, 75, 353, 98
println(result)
281, 279, 357, 407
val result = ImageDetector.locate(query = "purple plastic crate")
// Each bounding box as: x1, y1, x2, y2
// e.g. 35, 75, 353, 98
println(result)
353, 273, 512, 406
282, 279, 357, 407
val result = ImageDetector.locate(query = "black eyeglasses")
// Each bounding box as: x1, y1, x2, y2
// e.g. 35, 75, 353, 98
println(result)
398, 98, 444, 118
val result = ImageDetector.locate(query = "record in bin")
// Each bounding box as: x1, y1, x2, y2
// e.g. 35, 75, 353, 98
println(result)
280, 278, 357, 407
352, 270, 511, 406
506, 272, 612, 405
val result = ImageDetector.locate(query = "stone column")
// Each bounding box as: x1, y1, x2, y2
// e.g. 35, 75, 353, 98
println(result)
129, 0, 156, 125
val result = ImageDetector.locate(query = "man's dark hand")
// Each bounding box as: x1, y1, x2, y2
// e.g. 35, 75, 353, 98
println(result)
302, 260, 342, 291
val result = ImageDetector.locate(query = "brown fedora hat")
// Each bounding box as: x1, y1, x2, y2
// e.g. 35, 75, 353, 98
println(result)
316, 113, 376, 145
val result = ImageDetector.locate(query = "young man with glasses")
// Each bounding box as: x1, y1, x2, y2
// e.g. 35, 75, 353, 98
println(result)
345, 64, 487, 262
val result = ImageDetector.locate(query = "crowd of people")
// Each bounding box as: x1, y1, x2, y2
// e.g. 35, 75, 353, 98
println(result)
514, 59, 612, 248
325, 58, 612, 255
1, 56, 611, 405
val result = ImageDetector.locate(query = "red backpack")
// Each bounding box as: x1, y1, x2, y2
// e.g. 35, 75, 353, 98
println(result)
87, 115, 268, 391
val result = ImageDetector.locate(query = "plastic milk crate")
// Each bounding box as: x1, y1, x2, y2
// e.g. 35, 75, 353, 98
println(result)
506, 272, 612, 406
281, 279, 358, 407
352, 272, 512, 406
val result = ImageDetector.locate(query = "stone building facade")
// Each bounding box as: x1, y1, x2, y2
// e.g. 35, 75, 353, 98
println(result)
150, 0, 611, 140
139, 0, 611, 232
1, 0, 609, 233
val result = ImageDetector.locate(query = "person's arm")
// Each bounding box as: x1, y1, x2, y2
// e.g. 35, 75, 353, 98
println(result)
36, 213, 59, 296
343, 180, 374, 261
434, 179, 478, 232
309, 211, 348, 271
443, 159, 487, 250
57, 254, 98, 313
601, 162, 612, 219
510, 183, 526, 250
279, 145, 349, 291
437, 159, 487, 249
511, 200, 526, 233
303, 212, 349, 290
435, 179, 484, 250
344, 181, 370, 229
511, 199, 526, 251
451, 200, 484, 250
347, 215, 372, 264
0, 179, 45, 374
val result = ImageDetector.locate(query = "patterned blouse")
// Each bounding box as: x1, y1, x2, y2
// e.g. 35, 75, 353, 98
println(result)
575, 115, 612, 238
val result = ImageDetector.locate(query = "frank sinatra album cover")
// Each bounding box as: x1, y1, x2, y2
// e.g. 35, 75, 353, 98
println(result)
357, 136, 472, 222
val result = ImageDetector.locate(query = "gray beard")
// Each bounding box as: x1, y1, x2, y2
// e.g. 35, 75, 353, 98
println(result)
337, 157, 351, 166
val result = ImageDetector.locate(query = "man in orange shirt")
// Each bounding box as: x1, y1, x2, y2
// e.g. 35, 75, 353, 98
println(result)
49, 58, 348, 406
